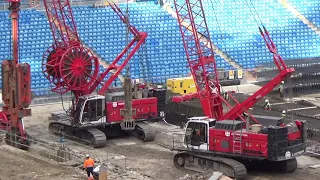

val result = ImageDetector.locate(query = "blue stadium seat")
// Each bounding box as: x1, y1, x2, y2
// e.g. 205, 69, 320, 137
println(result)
1, 1, 319, 91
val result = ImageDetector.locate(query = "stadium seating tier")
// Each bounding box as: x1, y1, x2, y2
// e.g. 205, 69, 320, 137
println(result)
0, 0, 319, 96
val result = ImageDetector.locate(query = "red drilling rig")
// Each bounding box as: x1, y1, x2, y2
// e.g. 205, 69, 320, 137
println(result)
40, 0, 164, 147
0, 0, 32, 150
170, 0, 307, 179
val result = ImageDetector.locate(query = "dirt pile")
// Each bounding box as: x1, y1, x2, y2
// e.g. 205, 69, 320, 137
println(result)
0, 144, 84, 180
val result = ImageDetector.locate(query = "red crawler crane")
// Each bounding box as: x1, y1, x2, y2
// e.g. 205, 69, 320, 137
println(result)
173, 0, 295, 121
41, 0, 162, 147
0, 0, 32, 150
170, 0, 306, 179
172, 0, 258, 122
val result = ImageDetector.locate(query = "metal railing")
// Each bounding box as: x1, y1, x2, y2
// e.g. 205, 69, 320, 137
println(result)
0, 128, 129, 171
306, 128, 320, 155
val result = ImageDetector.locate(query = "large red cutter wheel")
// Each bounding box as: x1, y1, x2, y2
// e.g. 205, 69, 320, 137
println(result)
59, 46, 99, 90
42, 44, 65, 87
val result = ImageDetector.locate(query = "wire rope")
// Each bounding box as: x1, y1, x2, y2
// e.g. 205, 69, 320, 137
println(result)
125, 0, 130, 78
209, 0, 227, 54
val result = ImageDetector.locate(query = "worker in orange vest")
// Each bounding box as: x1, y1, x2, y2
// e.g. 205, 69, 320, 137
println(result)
83, 154, 95, 180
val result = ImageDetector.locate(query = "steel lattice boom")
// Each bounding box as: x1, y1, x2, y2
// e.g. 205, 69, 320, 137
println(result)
89, 1, 148, 95
43, 0, 80, 46
173, 0, 223, 119
41, 0, 148, 101
42, 0, 99, 95
220, 26, 295, 120
173, 0, 293, 124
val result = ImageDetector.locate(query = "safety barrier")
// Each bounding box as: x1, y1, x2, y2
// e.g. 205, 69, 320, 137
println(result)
0, 130, 77, 165
157, 132, 187, 150
305, 128, 320, 156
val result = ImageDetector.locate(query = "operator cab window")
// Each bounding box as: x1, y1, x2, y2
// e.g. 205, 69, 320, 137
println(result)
186, 122, 208, 145
209, 121, 216, 127
82, 99, 105, 122
75, 98, 85, 123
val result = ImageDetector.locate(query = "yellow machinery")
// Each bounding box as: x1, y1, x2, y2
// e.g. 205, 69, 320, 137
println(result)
167, 69, 243, 95
166, 76, 196, 95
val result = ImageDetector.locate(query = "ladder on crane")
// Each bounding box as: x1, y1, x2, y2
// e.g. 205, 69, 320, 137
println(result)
232, 126, 243, 154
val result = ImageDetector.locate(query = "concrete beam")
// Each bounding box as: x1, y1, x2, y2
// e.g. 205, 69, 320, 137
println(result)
270, 102, 292, 106
287, 106, 318, 112
312, 114, 320, 117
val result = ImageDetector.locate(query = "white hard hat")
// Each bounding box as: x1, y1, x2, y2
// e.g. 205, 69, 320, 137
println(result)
282, 110, 286, 114
86, 154, 90, 157
265, 99, 269, 102
281, 81, 284, 84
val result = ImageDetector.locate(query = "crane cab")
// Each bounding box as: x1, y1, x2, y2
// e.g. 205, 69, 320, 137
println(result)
74, 92, 161, 126
183, 116, 216, 150
75, 94, 106, 125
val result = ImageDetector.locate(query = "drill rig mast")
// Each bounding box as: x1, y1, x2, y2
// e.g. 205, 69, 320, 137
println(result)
0, 0, 32, 150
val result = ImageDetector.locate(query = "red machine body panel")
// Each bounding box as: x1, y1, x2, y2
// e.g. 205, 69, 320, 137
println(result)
209, 128, 268, 157
288, 131, 302, 141
208, 127, 303, 158
106, 97, 158, 122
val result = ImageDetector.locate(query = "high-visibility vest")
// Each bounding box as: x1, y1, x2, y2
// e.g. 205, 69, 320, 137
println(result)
264, 102, 271, 108
83, 158, 95, 168
279, 84, 284, 92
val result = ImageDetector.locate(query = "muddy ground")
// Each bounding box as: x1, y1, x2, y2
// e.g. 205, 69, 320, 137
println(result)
1, 93, 320, 179
0, 144, 83, 180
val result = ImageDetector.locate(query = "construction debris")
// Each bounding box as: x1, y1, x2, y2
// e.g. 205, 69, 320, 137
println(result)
178, 172, 233, 180
178, 173, 209, 180
309, 164, 320, 169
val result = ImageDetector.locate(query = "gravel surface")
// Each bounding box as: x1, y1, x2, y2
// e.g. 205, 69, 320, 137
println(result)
22, 103, 189, 180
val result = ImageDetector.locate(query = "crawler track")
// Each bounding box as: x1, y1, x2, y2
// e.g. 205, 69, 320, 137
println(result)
174, 152, 247, 180
47, 113, 158, 147
277, 158, 298, 173
48, 121, 107, 148
135, 122, 156, 142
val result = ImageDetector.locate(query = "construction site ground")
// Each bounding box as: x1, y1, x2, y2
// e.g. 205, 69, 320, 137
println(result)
2, 84, 320, 179
0, 145, 84, 180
